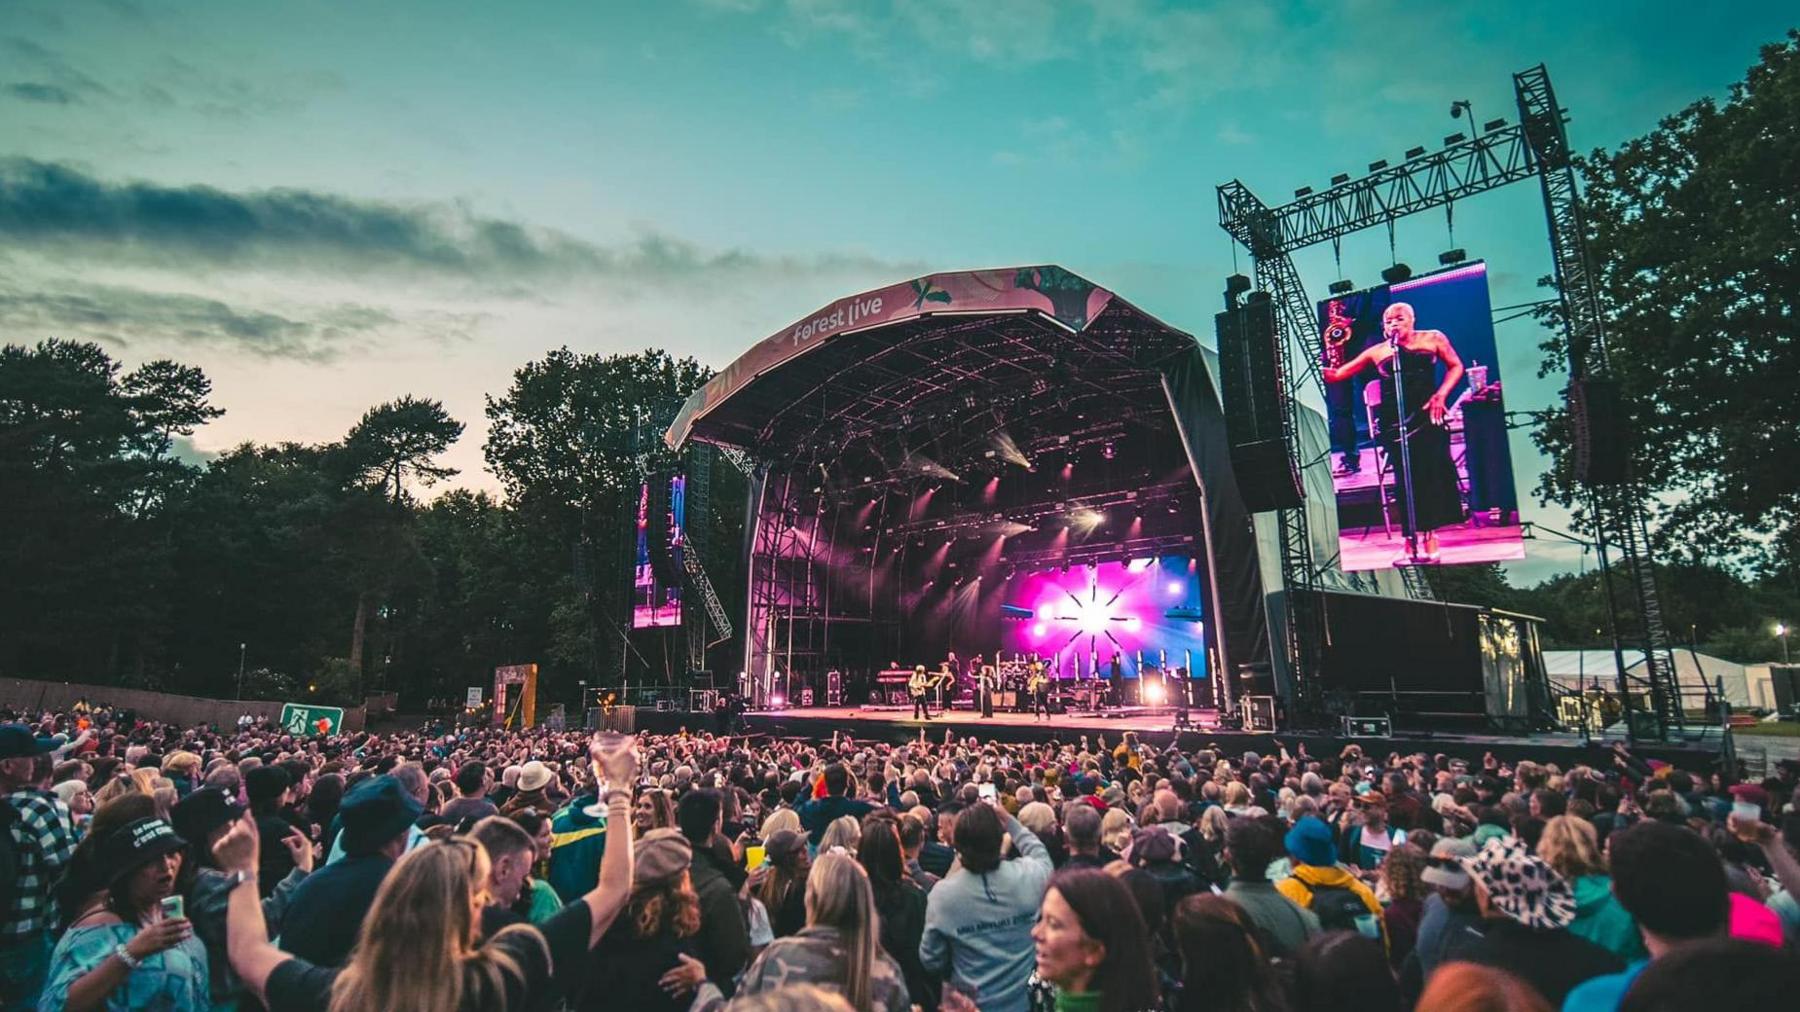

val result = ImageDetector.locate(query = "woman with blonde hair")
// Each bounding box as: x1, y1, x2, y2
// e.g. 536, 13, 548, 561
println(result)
760, 806, 802, 840
818, 814, 861, 855
737, 852, 909, 1012
215, 735, 643, 1012
1099, 807, 1135, 858
1536, 815, 1643, 960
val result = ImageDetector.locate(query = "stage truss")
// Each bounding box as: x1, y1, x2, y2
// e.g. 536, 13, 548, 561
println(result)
1217, 64, 1686, 739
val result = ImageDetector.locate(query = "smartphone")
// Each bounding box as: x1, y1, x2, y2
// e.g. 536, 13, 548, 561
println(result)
977, 783, 997, 801
159, 895, 184, 920
1353, 913, 1381, 940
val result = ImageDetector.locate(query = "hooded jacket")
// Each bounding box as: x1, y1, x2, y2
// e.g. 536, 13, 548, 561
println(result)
919, 813, 1054, 1012
1565, 874, 1647, 961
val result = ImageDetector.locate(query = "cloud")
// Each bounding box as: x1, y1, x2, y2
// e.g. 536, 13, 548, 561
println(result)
4, 82, 75, 104
3, 36, 115, 102
0, 158, 916, 286
0, 281, 400, 361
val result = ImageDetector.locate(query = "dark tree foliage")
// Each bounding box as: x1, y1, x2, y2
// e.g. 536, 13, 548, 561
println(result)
1, 338, 734, 705
1533, 32, 1800, 573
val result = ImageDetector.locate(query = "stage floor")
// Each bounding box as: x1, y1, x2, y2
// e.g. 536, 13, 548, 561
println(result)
627, 704, 1725, 769
1338, 519, 1525, 570
753, 704, 1199, 736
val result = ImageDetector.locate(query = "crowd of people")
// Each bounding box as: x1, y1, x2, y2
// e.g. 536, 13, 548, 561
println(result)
2, 700, 1797, 1012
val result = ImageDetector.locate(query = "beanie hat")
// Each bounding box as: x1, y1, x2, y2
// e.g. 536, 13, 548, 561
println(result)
1285, 816, 1337, 867
634, 827, 693, 886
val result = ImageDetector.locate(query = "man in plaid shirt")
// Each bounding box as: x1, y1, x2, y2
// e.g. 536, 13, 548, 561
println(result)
1, 723, 77, 1011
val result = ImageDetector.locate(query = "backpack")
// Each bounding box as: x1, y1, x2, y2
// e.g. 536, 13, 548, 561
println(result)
0, 799, 21, 913
1308, 881, 1371, 933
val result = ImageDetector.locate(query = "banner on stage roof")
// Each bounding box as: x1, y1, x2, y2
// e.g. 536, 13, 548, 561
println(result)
666, 266, 1117, 448
279, 703, 343, 736
1317, 261, 1524, 571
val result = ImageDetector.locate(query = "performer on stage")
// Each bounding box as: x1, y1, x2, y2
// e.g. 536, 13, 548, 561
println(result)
909, 664, 934, 721
978, 662, 996, 718
1324, 301, 1465, 564
935, 659, 955, 710
1027, 661, 1050, 722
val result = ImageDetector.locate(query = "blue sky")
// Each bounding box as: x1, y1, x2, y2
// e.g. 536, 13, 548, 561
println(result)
2, 0, 1793, 582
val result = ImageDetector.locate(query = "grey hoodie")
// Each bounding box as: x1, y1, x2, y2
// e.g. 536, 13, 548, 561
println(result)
919, 812, 1054, 1012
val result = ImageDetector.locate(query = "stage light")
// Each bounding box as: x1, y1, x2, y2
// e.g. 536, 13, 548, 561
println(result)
1294, 185, 1313, 198
1381, 263, 1413, 285
1224, 274, 1252, 296
1038, 605, 1053, 619
1330, 172, 1350, 186
1483, 118, 1507, 133
1405, 146, 1427, 159
772, 694, 784, 707
1443, 132, 1467, 146
1329, 279, 1354, 295
1031, 623, 1047, 638
1102, 441, 1115, 460
1144, 682, 1165, 705
1438, 248, 1467, 265
1368, 159, 1388, 172
1168, 580, 1184, 595
1124, 617, 1142, 631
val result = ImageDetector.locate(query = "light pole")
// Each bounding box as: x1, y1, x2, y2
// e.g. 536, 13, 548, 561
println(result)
1776, 623, 1791, 665
237, 643, 247, 699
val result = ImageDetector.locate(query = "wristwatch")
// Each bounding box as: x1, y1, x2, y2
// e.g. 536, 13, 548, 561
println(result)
113, 943, 142, 970
226, 869, 256, 891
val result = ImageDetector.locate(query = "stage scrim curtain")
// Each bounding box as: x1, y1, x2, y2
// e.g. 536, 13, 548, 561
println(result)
1160, 345, 1270, 680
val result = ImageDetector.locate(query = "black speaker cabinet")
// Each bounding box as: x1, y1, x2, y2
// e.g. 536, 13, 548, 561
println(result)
1216, 299, 1303, 511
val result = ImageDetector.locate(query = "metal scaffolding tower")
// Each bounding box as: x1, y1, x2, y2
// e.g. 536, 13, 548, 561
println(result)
1217, 64, 1684, 738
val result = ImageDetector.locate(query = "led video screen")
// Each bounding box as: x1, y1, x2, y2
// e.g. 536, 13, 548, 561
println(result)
999, 557, 1206, 680
632, 475, 685, 628
1317, 261, 1523, 571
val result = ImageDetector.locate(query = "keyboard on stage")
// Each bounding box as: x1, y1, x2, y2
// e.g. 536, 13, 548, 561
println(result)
876, 668, 915, 685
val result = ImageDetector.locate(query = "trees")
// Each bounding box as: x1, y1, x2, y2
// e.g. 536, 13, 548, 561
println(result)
484, 347, 713, 685
342, 395, 464, 505
1533, 31, 1800, 574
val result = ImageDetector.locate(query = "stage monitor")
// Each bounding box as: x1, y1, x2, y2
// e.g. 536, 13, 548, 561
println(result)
1000, 557, 1206, 679
632, 475, 685, 628
1316, 261, 1524, 571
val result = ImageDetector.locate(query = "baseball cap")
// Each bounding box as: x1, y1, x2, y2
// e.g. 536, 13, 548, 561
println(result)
0, 723, 52, 760
172, 786, 247, 846
1422, 836, 1476, 890
95, 818, 187, 886
338, 774, 423, 855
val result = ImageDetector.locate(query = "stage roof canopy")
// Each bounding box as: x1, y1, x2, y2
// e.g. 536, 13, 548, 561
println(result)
666, 266, 1200, 461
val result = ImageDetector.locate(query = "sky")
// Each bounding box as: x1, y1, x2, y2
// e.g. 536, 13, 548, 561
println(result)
2, 0, 1793, 584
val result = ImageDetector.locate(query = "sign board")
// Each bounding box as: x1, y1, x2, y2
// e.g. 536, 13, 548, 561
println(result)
279, 703, 344, 736
493, 663, 539, 728
465, 686, 484, 708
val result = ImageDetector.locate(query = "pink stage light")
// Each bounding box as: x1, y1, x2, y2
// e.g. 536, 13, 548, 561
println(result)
1144, 682, 1165, 704
1168, 580, 1184, 595
1031, 623, 1047, 638
1037, 604, 1054, 620
1124, 617, 1143, 631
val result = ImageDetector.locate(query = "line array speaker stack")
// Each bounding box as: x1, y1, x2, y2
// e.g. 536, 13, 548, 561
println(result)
1568, 377, 1629, 485
1215, 297, 1303, 511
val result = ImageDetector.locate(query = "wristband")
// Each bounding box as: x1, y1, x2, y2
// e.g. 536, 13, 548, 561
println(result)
226, 869, 257, 891
114, 943, 142, 970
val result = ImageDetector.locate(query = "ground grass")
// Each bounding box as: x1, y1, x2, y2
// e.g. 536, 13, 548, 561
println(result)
1733, 721, 1800, 738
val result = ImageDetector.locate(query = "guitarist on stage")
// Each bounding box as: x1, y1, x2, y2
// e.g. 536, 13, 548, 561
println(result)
1027, 657, 1051, 721
909, 664, 936, 721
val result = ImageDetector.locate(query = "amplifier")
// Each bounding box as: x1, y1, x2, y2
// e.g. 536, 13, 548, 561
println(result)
1342, 715, 1392, 738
